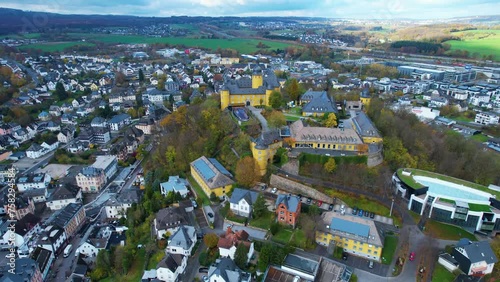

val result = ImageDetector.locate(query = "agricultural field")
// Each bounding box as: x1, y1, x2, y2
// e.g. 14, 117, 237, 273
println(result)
19, 33, 295, 54
19, 41, 95, 52
446, 29, 500, 60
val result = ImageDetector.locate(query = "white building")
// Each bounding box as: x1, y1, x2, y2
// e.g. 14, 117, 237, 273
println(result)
156, 253, 187, 282
229, 188, 258, 218
475, 112, 499, 125
46, 185, 82, 211
104, 190, 141, 219
410, 106, 440, 121
160, 176, 189, 198
16, 173, 51, 192
166, 225, 196, 256
92, 155, 118, 180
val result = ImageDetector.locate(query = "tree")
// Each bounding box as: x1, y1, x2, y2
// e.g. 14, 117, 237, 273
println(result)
267, 111, 286, 129
324, 158, 336, 173
157, 76, 166, 90
55, 82, 68, 101
210, 192, 217, 202
325, 113, 338, 128
235, 156, 260, 188
268, 91, 283, 109
234, 243, 249, 269
115, 72, 126, 86
252, 194, 267, 218
138, 69, 144, 82
285, 78, 302, 102
203, 233, 219, 249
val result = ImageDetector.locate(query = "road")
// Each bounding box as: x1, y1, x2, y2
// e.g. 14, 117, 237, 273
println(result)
248, 106, 269, 132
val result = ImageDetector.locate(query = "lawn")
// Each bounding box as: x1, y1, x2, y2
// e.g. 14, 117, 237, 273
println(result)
470, 134, 488, 143
381, 235, 398, 265
284, 113, 302, 121
424, 220, 477, 241
446, 29, 500, 61
272, 229, 293, 244
468, 203, 491, 212
226, 213, 247, 224
187, 175, 211, 206
249, 211, 274, 230
409, 211, 421, 224
290, 229, 307, 248
19, 41, 96, 52
431, 264, 457, 282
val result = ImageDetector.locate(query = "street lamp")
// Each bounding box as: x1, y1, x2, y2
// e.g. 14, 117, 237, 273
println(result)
389, 197, 394, 217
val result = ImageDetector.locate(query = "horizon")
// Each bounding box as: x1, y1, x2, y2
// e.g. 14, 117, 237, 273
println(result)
0, 0, 499, 20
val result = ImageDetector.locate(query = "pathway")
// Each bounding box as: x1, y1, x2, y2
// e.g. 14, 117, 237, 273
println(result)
247, 106, 269, 132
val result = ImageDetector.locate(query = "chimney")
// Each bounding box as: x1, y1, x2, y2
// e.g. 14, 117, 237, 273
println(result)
226, 226, 232, 235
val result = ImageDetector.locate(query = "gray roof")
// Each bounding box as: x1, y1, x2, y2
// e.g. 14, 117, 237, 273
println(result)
155, 207, 188, 230
456, 240, 498, 264
157, 253, 185, 273
301, 90, 338, 114
168, 225, 195, 251
352, 111, 381, 138
109, 113, 131, 124
276, 194, 300, 213
229, 188, 258, 205
208, 257, 250, 282
282, 254, 319, 276
253, 130, 282, 150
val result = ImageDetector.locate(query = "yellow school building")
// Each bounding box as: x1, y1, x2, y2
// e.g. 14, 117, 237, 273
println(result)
190, 156, 234, 198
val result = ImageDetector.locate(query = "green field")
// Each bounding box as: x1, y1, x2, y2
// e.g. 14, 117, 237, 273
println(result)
431, 264, 457, 282
424, 220, 477, 241
446, 29, 500, 60
19, 41, 96, 52
19, 33, 295, 54
381, 235, 398, 265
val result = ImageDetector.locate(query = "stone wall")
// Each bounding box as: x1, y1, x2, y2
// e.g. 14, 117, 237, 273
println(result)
269, 174, 333, 204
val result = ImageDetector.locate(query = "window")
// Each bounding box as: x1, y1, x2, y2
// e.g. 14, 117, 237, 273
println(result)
374, 251, 378, 254
344, 243, 348, 247
368, 250, 371, 253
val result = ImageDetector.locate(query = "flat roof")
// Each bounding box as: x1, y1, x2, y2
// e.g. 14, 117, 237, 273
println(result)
283, 254, 319, 276
264, 266, 302, 282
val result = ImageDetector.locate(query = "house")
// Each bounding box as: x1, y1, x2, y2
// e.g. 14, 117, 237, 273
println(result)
217, 227, 254, 263
135, 117, 155, 135
300, 90, 338, 117
30, 247, 55, 281
3, 194, 35, 220
154, 206, 189, 240
160, 176, 189, 198
1, 213, 41, 248
16, 173, 51, 192
351, 111, 383, 143
92, 155, 118, 180
36, 225, 67, 255
45, 121, 61, 132
190, 156, 234, 199
67, 140, 85, 153
46, 203, 86, 239
26, 143, 44, 159
108, 113, 131, 131
57, 126, 75, 143
104, 189, 141, 219
156, 253, 187, 282
229, 188, 258, 218
75, 167, 106, 193
38, 111, 50, 121
207, 257, 251, 282
452, 239, 498, 276
279, 254, 320, 281
40, 140, 59, 152
49, 105, 61, 117
46, 185, 82, 211
22, 188, 48, 203
275, 194, 301, 228
475, 112, 499, 125
0, 257, 43, 282
91, 116, 108, 128
76, 225, 113, 257
166, 225, 197, 256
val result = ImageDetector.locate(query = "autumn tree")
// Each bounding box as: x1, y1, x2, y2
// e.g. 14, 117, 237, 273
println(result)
115, 72, 126, 86
324, 113, 338, 128
324, 158, 337, 173
268, 90, 283, 109
203, 233, 219, 249
235, 156, 260, 188
285, 78, 303, 103
267, 110, 286, 129
252, 194, 267, 218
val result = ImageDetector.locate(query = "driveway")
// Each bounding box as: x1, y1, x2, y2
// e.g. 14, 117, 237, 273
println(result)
248, 106, 269, 132
194, 208, 209, 229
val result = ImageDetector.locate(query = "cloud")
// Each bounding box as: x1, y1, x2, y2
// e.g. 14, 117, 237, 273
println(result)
0, 0, 498, 19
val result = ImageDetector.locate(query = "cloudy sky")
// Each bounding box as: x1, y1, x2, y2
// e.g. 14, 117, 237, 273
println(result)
0, 0, 498, 19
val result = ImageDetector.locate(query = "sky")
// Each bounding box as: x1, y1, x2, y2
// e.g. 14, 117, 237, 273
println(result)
0, 0, 498, 19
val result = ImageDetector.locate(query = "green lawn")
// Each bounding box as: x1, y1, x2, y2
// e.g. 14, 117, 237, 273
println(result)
381, 235, 398, 265
187, 175, 211, 206
272, 229, 293, 244
290, 229, 307, 248
249, 211, 274, 230
284, 113, 302, 121
470, 134, 488, 142
431, 264, 457, 282
468, 203, 491, 212
226, 213, 247, 224
451, 116, 474, 123
19, 41, 96, 52
424, 220, 477, 241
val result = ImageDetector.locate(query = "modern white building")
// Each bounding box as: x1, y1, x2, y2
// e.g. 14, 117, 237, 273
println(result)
16, 173, 51, 192
229, 188, 258, 218
475, 112, 499, 125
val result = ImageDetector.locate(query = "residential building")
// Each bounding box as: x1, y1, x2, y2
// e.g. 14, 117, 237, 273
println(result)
452, 239, 498, 276
76, 225, 113, 257
30, 247, 54, 281
220, 69, 280, 109
22, 188, 48, 203
4, 194, 35, 220
48, 203, 86, 239
154, 206, 189, 240
166, 225, 197, 256
207, 257, 251, 282
75, 167, 106, 193
57, 127, 75, 144
108, 113, 131, 131
104, 189, 141, 219
160, 176, 189, 198
217, 227, 254, 263
36, 225, 67, 256
316, 211, 383, 261
275, 194, 301, 228
300, 90, 338, 117
46, 185, 82, 210
2, 213, 41, 248
92, 155, 118, 180
26, 143, 44, 159
280, 254, 320, 281
90, 117, 107, 128
229, 188, 258, 218
16, 173, 51, 192
475, 112, 499, 125
156, 253, 187, 282
190, 156, 234, 199
0, 257, 43, 282
135, 117, 155, 135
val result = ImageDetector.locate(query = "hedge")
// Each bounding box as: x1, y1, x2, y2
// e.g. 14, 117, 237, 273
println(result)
298, 153, 367, 166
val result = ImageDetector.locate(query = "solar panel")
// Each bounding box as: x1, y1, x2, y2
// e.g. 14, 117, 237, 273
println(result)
194, 159, 216, 181
330, 217, 370, 238
208, 158, 231, 176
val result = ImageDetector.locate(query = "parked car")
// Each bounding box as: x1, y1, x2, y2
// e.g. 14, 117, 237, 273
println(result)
207, 212, 214, 218
364, 210, 369, 217
370, 212, 375, 219
328, 204, 334, 211
307, 198, 312, 204
409, 252, 416, 261
368, 261, 374, 269
342, 252, 348, 260
352, 207, 358, 215
199, 267, 208, 273
271, 187, 277, 193
358, 209, 364, 216
297, 194, 302, 199
317, 200, 323, 207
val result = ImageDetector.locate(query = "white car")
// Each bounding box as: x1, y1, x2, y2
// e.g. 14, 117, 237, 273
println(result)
271, 187, 277, 193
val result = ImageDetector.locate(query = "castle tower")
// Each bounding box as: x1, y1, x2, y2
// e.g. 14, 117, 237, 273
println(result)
220, 88, 230, 110
252, 70, 263, 89
251, 140, 269, 176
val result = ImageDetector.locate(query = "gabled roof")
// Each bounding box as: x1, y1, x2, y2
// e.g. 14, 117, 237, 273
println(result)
15, 213, 41, 236
190, 156, 234, 189
168, 225, 195, 251
157, 253, 185, 273
208, 257, 249, 282
456, 240, 498, 264
229, 188, 258, 205
276, 194, 301, 213
155, 207, 188, 230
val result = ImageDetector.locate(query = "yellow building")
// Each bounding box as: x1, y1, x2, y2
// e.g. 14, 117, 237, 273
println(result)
190, 156, 234, 198
351, 111, 383, 143
316, 212, 383, 262
251, 131, 283, 175
220, 69, 280, 110
360, 87, 372, 107
288, 120, 365, 152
